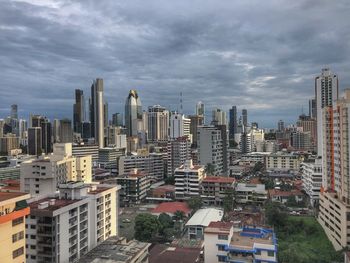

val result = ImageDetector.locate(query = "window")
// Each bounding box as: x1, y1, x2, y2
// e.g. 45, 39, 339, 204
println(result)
267, 251, 275, 257
255, 250, 261, 255
12, 231, 24, 243
30, 235, 36, 239
12, 217, 24, 227
31, 255, 36, 260
12, 247, 24, 259
218, 234, 228, 240
30, 245, 36, 249
218, 245, 225, 251
218, 255, 226, 262
30, 225, 36, 229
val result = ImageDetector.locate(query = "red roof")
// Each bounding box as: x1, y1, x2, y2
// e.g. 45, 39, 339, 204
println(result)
203, 176, 235, 184
269, 189, 303, 197
151, 202, 191, 215
207, 221, 233, 229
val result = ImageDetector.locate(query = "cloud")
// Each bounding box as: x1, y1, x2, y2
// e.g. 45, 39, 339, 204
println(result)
1, 0, 350, 127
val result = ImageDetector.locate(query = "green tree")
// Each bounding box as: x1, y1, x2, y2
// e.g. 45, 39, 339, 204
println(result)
187, 196, 203, 211
174, 210, 185, 221
134, 213, 160, 242
164, 176, 175, 185
223, 189, 235, 213
205, 163, 216, 176
265, 201, 286, 227
253, 161, 264, 173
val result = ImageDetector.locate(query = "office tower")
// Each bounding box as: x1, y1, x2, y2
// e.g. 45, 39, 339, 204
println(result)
309, 98, 316, 119
229, 106, 237, 139
0, 133, 20, 155
21, 143, 92, 197
28, 127, 42, 155
30, 114, 45, 128
40, 119, 52, 153
52, 119, 60, 143
0, 192, 30, 263
239, 130, 252, 154
112, 113, 123, 126
18, 119, 27, 140
104, 102, 108, 128
189, 115, 204, 148
90, 78, 105, 148
197, 126, 224, 175
26, 182, 119, 263
0, 119, 4, 138
106, 126, 127, 148
297, 114, 317, 151
174, 159, 205, 200
196, 101, 205, 118
167, 136, 191, 177
72, 144, 99, 163
147, 105, 169, 142
81, 121, 92, 140
291, 131, 312, 151
318, 90, 350, 250
10, 104, 18, 119
212, 108, 227, 125
242, 109, 248, 127
277, 120, 284, 131
169, 112, 191, 139
73, 89, 84, 133
59, 118, 73, 143
125, 90, 142, 137
315, 68, 338, 156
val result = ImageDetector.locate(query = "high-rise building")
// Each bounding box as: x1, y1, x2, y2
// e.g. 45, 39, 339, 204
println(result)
10, 104, 18, 119
301, 157, 322, 207
315, 68, 338, 156
125, 90, 142, 137
167, 136, 191, 177
212, 108, 227, 126
196, 101, 205, 117
296, 114, 317, 151
30, 114, 45, 128
73, 89, 85, 133
0, 192, 31, 263
81, 121, 92, 140
59, 118, 73, 143
112, 112, 123, 126
104, 102, 108, 128
52, 119, 60, 143
90, 78, 105, 148
309, 98, 316, 119
197, 126, 224, 175
26, 182, 119, 263
169, 112, 191, 139
41, 119, 52, 153
0, 119, 4, 138
189, 115, 204, 148
147, 105, 169, 142
318, 90, 350, 250
18, 119, 27, 140
277, 120, 284, 132
229, 106, 237, 139
0, 133, 20, 155
242, 109, 248, 127
106, 126, 127, 149
27, 127, 42, 155
291, 131, 312, 151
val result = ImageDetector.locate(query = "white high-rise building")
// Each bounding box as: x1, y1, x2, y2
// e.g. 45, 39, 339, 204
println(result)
20, 143, 92, 197
196, 101, 205, 117
301, 157, 322, 206
26, 182, 119, 263
315, 68, 338, 156
212, 108, 227, 125
197, 126, 224, 175
167, 136, 191, 177
169, 112, 191, 139
91, 79, 105, 148
147, 105, 169, 142
125, 90, 143, 137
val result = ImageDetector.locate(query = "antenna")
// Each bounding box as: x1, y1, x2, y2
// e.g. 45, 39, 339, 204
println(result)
180, 92, 183, 114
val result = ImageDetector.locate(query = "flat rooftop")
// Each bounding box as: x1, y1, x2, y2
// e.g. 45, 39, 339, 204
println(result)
29, 197, 80, 212
0, 191, 29, 202
230, 228, 274, 250
203, 176, 235, 184
186, 208, 224, 227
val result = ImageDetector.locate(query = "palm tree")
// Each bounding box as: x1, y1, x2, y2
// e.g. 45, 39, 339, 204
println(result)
174, 210, 185, 221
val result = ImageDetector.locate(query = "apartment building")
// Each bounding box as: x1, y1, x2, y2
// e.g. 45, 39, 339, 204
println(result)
72, 144, 99, 164
201, 176, 235, 205
116, 170, 151, 204
119, 152, 164, 182
0, 192, 30, 263
265, 152, 304, 171
20, 143, 92, 197
234, 183, 267, 205
26, 182, 119, 263
204, 222, 277, 263
174, 159, 205, 200
167, 136, 191, 177
301, 157, 322, 206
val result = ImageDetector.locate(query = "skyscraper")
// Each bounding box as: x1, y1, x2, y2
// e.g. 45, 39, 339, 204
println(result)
309, 98, 316, 119
169, 112, 191, 139
315, 68, 338, 156
277, 120, 284, 132
53, 119, 60, 143
104, 102, 109, 128
196, 101, 205, 117
189, 115, 204, 148
125, 90, 142, 137
147, 105, 169, 142
90, 78, 105, 148
73, 89, 84, 133
59, 119, 73, 143
242, 109, 248, 127
212, 108, 227, 126
112, 113, 123, 126
28, 127, 42, 155
11, 104, 18, 119
229, 106, 237, 139
41, 119, 52, 153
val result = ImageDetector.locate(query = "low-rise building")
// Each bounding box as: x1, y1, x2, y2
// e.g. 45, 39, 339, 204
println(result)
26, 182, 120, 263
234, 183, 267, 205
268, 189, 304, 204
265, 152, 304, 171
185, 208, 224, 239
0, 191, 31, 263
151, 201, 191, 217
147, 184, 175, 203
116, 170, 151, 204
201, 176, 235, 205
78, 236, 150, 263
204, 221, 277, 263
174, 160, 205, 200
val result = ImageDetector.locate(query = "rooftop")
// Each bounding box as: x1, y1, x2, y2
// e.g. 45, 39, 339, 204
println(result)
149, 244, 202, 263
151, 202, 191, 215
0, 191, 29, 203
205, 221, 233, 234
230, 227, 275, 250
203, 176, 235, 184
235, 183, 266, 193
29, 197, 80, 212
269, 189, 303, 197
186, 208, 224, 227
78, 236, 150, 263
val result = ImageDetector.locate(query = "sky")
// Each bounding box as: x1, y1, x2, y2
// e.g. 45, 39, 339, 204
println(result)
1, 0, 350, 128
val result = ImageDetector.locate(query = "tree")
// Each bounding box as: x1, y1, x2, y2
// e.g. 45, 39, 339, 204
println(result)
205, 163, 215, 176
187, 196, 203, 211
134, 213, 160, 242
223, 189, 235, 213
164, 176, 175, 185
265, 201, 286, 228
174, 210, 185, 221
253, 161, 264, 173
159, 213, 173, 230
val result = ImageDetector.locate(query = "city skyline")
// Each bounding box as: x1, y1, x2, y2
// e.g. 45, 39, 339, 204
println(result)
1, 1, 350, 127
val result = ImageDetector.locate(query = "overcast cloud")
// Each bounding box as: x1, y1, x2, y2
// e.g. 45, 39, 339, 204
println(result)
1, 0, 350, 127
